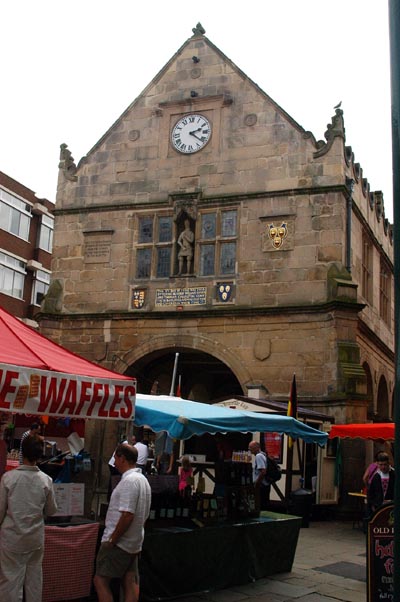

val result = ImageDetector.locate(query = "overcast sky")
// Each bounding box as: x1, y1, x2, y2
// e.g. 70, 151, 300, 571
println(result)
0, 1, 393, 219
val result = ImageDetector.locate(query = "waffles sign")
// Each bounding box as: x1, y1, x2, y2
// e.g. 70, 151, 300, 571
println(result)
0, 363, 136, 420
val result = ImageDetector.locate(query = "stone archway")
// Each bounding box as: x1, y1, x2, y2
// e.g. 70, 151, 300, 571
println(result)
376, 375, 389, 421
362, 362, 374, 419
114, 333, 252, 397
124, 346, 243, 401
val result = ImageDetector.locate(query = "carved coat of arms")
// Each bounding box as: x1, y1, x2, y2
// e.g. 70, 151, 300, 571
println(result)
217, 283, 234, 303
132, 289, 146, 309
268, 222, 288, 249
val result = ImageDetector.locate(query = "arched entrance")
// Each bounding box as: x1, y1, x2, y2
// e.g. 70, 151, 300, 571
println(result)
362, 362, 374, 419
125, 347, 243, 401
376, 375, 389, 421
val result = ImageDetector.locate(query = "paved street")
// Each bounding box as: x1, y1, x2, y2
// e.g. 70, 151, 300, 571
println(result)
171, 520, 366, 602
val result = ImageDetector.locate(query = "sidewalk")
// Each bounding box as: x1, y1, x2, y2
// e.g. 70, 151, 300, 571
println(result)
173, 520, 366, 602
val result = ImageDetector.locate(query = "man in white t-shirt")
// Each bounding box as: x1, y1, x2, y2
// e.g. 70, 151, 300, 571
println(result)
109, 436, 149, 475
94, 444, 151, 602
249, 440, 270, 511
133, 437, 149, 476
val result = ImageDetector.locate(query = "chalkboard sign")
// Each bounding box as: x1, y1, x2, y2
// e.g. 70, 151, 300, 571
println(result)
367, 503, 394, 601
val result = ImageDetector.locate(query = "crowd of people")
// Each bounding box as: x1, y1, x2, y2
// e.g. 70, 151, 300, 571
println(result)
0, 423, 396, 601
0, 427, 154, 602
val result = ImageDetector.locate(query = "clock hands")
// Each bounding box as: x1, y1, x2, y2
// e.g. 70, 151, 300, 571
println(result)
189, 127, 206, 142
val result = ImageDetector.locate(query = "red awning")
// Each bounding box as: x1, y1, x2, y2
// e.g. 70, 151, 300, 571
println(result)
0, 306, 135, 420
0, 306, 130, 379
329, 423, 395, 441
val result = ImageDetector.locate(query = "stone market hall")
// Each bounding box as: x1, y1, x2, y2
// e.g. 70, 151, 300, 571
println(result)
39, 24, 394, 497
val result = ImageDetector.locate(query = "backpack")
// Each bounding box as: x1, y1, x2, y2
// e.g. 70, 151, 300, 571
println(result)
265, 456, 282, 483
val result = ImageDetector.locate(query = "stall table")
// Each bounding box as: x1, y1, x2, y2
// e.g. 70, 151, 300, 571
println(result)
42, 521, 99, 602
348, 491, 367, 530
140, 512, 301, 601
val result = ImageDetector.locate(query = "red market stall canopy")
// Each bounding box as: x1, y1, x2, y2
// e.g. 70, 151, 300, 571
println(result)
0, 306, 135, 420
329, 423, 395, 441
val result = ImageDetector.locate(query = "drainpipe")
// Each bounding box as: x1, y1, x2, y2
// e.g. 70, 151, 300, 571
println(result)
345, 177, 355, 274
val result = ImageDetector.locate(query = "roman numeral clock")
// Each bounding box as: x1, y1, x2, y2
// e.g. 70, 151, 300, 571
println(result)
171, 114, 211, 154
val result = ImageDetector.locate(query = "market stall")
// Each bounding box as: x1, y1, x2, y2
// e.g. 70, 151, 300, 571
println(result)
0, 306, 136, 601
134, 393, 328, 443
130, 393, 328, 600
329, 423, 395, 440
329, 422, 394, 530
0, 307, 329, 600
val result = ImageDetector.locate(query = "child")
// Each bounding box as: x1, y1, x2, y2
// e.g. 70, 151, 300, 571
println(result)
179, 456, 193, 495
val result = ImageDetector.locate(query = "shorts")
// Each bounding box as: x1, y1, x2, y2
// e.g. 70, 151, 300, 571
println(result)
95, 543, 139, 580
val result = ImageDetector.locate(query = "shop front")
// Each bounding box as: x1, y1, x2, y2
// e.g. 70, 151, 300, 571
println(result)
0, 306, 137, 601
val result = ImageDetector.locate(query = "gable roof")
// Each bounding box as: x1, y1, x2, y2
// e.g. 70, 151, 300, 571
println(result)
79, 31, 314, 166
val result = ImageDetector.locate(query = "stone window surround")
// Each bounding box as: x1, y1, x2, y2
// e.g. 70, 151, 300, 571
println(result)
134, 207, 238, 280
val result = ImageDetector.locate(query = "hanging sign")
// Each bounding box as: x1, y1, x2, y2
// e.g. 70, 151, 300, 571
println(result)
0, 363, 136, 421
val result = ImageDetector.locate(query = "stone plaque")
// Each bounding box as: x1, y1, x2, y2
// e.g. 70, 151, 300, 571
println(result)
84, 232, 112, 263
155, 287, 207, 307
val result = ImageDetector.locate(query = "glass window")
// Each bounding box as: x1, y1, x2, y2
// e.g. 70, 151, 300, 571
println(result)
362, 234, 373, 304
198, 209, 237, 277
0, 188, 32, 240
158, 217, 172, 243
38, 215, 54, 252
32, 270, 51, 306
135, 215, 174, 280
220, 242, 236, 274
0, 252, 26, 299
221, 211, 237, 237
136, 248, 152, 278
156, 247, 171, 278
200, 244, 215, 276
379, 261, 391, 325
201, 213, 216, 239
139, 217, 153, 243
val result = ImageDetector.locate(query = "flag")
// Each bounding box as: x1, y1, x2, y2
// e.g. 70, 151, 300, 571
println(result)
287, 374, 297, 448
176, 375, 181, 397
287, 374, 297, 419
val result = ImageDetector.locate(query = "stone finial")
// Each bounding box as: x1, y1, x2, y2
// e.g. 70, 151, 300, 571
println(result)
313, 108, 346, 159
58, 143, 78, 182
192, 22, 206, 36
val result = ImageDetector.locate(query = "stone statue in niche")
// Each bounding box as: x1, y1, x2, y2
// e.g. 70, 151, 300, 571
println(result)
177, 219, 194, 275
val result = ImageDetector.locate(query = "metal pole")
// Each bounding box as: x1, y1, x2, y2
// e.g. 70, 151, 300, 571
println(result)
388, 0, 400, 598
169, 352, 179, 396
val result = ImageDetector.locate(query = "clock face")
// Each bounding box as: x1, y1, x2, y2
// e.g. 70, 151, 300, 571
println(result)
171, 114, 211, 154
